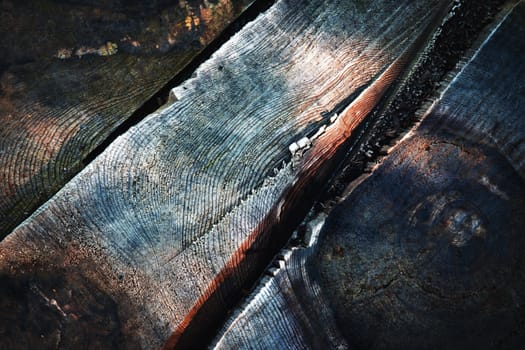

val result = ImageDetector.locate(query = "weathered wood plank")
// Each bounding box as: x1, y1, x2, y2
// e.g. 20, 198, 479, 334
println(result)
0, 0, 465, 348
210, 213, 348, 349
0, 0, 253, 238
318, 2, 525, 348
211, 2, 525, 349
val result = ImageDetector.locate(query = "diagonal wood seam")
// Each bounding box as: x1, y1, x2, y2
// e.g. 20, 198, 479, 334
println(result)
163, 0, 453, 348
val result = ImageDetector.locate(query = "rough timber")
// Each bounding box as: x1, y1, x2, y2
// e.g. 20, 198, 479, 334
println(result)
2, 0, 520, 349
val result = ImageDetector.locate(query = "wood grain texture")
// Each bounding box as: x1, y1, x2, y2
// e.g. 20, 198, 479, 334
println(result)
0, 0, 253, 238
314, 2, 525, 349
210, 213, 348, 349
0, 0, 449, 348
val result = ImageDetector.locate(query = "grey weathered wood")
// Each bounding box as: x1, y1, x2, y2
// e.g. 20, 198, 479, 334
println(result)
0, 0, 451, 348
210, 213, 348, 349
0, 0, 253, 238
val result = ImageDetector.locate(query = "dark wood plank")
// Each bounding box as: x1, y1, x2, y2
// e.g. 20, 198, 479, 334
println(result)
0, 0, 253, 238
315, 2, 525, 349
0, 0, 452, 348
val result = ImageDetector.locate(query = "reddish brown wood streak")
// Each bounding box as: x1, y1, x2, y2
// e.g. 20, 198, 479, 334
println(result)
163, 1, 451, 348
163, 226, 262, 349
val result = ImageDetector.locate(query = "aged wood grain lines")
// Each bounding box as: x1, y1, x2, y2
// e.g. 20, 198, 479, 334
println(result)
0, 0, 253, 238
1, 0, 452, 348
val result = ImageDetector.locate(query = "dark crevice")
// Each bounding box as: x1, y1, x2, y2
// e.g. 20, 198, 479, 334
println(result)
82, 0, 277, 166
0, 0, 510, 348
83, 0, 508, 348
316, 0, 507, 211
176, 2, 459, 348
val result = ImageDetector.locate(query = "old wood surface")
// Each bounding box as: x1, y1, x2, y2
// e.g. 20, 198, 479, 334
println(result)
0, 0, 253, 238
210, 212, 349, 349
316, 3, 525, 346
0, 0, 456, 348
212, 2, 525, 349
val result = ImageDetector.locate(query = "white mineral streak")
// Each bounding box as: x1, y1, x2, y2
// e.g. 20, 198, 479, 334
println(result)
311, 125, 327, 140
288, 142, 299, 155
297, 137, 311, 149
